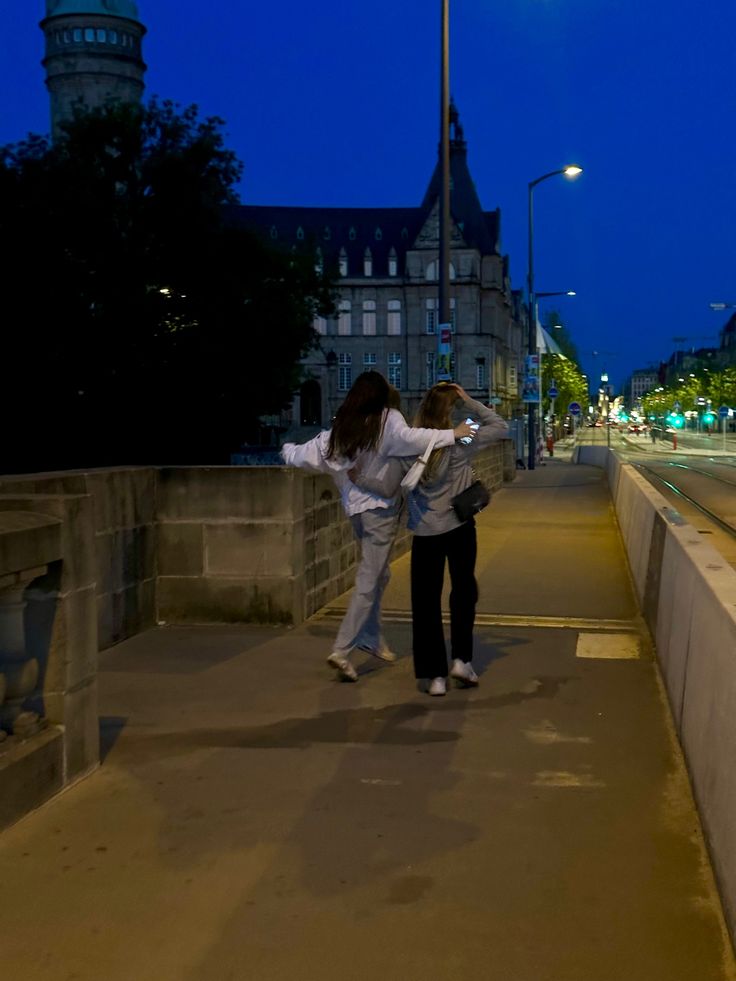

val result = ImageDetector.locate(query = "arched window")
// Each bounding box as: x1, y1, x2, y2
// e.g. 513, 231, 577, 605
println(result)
323, 226, 331, 241
375, 228, 383, 241
425, 260, 456, 281
338, 248, 348, 277
349, 227, 357, 241
314, 247, 323, 275
300, 380, 322, 427
270, 225, 278, 239
296, 226, 305, 240
388, 248, 398, 277
362, 300, 376, 336
337, 300, 351, 336
363, 248, 372, 277
387, 300, 401, 336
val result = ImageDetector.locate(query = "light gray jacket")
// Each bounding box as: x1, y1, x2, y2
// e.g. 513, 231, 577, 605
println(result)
407, 398, 509, 536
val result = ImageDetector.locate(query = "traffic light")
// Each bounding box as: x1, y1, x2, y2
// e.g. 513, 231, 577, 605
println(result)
702, 411, 715, 425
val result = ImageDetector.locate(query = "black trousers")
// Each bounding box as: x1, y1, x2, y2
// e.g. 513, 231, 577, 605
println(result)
410, 520, 478, 679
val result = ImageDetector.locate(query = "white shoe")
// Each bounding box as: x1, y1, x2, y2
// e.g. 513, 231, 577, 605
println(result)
428, 677, 447, 697
450, 659, 479, 686
327, 652, 358, 682
358, 644, 397, 664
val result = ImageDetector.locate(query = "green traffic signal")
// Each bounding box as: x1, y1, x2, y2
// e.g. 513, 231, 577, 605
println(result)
702, 412, 715, 425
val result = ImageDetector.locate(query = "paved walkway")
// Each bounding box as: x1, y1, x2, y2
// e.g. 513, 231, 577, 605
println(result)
1, 460, 735, 981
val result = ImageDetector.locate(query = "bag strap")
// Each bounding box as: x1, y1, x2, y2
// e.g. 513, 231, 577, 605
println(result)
418, 430, 439, 464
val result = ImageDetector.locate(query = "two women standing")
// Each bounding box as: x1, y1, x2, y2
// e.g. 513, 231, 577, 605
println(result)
281, 371, 475, 682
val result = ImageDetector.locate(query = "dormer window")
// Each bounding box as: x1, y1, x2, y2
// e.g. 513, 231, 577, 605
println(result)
349, 227, 357, 241
296, 226, 304, 241
338, 248, 348, 277
323, 226, 331, 241
375, 228, 383, 241
388, 248, 398, 277
315, 247, 323, 275
363, 248, 372, 277
270, 225, 278, 239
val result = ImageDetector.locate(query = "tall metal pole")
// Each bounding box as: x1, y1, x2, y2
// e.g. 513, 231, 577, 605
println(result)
527, 181, 537, 469
438, 0, 451, 377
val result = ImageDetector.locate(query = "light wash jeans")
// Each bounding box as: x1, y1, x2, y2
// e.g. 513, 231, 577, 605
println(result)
332, 503, 401, 656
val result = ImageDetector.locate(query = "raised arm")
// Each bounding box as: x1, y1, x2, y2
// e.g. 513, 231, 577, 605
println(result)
380, 408, 475, 456
281, 431, 351, 473
453, 389, 509, 451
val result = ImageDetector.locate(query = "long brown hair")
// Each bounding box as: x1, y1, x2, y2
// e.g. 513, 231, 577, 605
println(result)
414, 382, 459, 480
328, 371, 391, 459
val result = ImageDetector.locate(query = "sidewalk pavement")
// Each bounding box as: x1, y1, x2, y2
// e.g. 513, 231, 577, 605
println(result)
1, 461, 734, 981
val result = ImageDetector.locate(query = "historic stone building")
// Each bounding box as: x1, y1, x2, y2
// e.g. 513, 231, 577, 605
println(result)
231, 109, 524, 431
40, 0, 147, 136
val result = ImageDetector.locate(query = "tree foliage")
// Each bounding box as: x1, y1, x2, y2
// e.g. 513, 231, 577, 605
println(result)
641, 368, 736, 422
0, 100, 334, 472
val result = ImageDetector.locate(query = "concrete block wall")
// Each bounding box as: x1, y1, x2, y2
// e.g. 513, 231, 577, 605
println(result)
575, 444, 736, 947
0, 469, 157, 650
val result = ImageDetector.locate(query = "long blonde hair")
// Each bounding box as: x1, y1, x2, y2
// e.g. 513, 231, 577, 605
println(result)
414, 383, 458, 481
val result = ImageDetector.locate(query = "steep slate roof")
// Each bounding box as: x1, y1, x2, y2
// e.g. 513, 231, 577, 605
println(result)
224, 204, 424, 278
226, 106, 500, 276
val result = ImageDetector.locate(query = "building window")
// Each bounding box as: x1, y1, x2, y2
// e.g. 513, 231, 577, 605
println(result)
476, 359, 487, 390
338, 353, 352, 391
363, 248, 373, 277
108, 29, 118, 43
296, 226, 304, 240
426, 298, 456, 335
97, 28, 106, 42
426, 352, 435, 388
362, 300, 376, 336
363, 352, 377, 366
64, 30, 72, 42
314, 247, 323, 275
313, 315, 327, 335
85, 28, 95, 42
269, 225, 278, 239
337, 300, 351, 336
338, 248, 348, 277
375, 227, 383, 240
349, 227, 357, 240
388, 353, 402, 389
388, 249, 398, 277
425, 260, 456, 281
387, 300, 401, 336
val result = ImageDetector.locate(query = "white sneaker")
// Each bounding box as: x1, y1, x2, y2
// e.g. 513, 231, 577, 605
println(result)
450, 659, 479, 686
428, 677, 447, 697
327, 652, 358, 682
358, 644, 398, 664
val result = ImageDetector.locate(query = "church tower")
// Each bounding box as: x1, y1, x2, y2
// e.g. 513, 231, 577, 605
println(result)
40, 0, 147, 137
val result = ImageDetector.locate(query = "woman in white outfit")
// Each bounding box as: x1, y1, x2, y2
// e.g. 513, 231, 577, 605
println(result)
281, 371, 475, 682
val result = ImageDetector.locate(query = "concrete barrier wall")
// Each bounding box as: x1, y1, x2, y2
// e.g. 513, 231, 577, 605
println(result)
0, 469, 157, 649
575, 444, 736, 943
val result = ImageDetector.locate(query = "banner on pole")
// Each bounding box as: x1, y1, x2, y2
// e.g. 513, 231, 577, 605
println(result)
522, 353, 540, 403
437, 324, 453, 380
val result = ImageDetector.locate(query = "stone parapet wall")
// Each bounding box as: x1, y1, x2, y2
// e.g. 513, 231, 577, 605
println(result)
0, 469, 157, 650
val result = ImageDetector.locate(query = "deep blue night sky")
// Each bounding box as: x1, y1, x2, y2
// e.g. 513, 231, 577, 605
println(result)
3, 1, 735, 391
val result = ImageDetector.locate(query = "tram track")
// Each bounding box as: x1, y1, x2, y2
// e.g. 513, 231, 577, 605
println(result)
634, 462, 736, 539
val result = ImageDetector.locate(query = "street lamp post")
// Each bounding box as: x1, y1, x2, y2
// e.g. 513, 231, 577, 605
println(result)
437, 0, 452, 380
526, 167, 582, 469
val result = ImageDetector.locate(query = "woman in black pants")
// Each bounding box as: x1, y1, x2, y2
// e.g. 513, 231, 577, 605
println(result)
408, 383, 508, 696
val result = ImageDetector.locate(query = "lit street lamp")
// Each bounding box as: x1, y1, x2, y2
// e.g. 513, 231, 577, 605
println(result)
527, 166, 583, 469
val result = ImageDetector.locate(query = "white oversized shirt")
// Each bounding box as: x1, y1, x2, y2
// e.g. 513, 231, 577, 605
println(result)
281, 409, 456, 517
